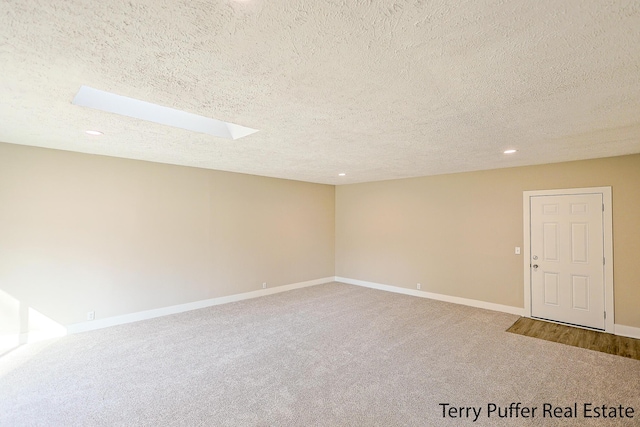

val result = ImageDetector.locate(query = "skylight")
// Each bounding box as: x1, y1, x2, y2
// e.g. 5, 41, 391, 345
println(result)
72, 86, 258, 140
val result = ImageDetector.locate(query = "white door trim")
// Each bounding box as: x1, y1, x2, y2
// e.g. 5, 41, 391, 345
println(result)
523, 187, 614, 333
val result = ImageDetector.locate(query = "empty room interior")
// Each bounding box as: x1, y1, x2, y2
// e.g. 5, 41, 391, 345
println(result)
1, 1, 640, 426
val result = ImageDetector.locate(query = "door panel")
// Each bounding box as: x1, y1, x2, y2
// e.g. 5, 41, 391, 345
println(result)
530, 194, 604, 329
570, 223, 588, 262
544, 273, 559, 305
543, 222, 559, 261
571, 275, 589, 310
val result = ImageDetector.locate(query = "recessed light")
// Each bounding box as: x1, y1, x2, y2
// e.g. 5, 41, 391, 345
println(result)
338, 173, 346, 176
503, 149, 517, 154
85, 130, 103, 136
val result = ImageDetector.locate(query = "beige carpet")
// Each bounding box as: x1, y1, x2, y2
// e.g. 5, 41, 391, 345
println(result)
2, 282, 639, 426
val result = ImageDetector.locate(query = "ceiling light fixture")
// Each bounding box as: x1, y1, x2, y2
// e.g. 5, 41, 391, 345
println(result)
338, 173, 346, 176
85, 130, 103, 136
503, 149, 517, 154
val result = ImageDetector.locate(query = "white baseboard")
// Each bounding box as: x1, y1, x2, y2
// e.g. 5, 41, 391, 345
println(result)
24, 275, 640, 340
336, 277, 640, 339
335, 276, 526, 316
614, 324, 640, 339
66, 276, 334, 334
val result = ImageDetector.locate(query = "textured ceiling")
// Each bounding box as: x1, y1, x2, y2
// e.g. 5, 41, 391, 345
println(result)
1, 0, 640, 185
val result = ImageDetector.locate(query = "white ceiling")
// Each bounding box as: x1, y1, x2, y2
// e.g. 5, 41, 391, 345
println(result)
1, 0, 640, 185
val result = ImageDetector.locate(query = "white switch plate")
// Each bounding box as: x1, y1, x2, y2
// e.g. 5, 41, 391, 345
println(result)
515, 247, 521, 255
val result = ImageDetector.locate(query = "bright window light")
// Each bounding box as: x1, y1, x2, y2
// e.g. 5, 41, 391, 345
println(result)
73, 86, 258, 140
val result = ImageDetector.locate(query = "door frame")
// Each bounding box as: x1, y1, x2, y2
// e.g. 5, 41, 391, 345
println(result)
523, 187, 614, 333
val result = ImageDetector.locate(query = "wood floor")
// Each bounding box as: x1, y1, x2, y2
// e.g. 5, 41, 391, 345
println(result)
507, 317, 640, 361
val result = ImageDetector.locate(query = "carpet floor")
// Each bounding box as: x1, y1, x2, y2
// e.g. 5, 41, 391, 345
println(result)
1, 282, 639, 426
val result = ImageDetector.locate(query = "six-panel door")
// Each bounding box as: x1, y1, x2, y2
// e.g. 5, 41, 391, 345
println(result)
530, 194, 605, 330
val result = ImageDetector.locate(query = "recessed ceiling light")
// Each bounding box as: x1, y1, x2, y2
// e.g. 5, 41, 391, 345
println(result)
85, 130, 103, 136
503, 149, 517, 154
338, 173, 346, 176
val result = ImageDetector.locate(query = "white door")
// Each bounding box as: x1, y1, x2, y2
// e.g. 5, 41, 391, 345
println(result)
530, 193, 605, 330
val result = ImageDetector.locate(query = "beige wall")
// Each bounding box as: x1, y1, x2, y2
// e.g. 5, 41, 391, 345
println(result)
2, 142, 638, 340
336, 154, 640, 328
0, 143, 335, 334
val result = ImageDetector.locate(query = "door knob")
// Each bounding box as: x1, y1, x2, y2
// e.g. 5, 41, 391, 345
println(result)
532, 264, 539, 270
